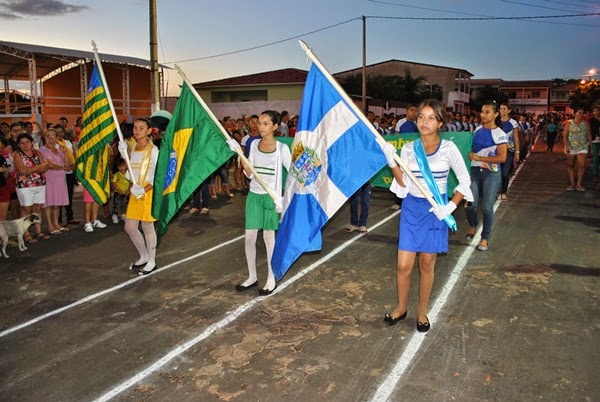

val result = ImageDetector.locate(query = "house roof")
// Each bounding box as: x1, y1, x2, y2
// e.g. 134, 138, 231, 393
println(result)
193, 68, 308, 88
501, 80, 552, 88
552, 83, 579, 91
334, 59, 473, 78
0, 40, 161, 81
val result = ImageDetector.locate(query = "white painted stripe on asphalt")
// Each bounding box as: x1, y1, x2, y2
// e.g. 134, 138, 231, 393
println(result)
0, 235, 245, 339
370, 159, 526, 401
93, 210, 401, 402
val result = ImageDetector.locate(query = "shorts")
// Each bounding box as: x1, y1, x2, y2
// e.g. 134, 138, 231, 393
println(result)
568, 149, 588, 155
245, 192, 279, 231
0, 185, 10, 202
16, 185, 46, 207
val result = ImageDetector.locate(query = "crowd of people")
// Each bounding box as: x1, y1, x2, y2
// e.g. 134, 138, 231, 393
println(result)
1, 100, 598, 332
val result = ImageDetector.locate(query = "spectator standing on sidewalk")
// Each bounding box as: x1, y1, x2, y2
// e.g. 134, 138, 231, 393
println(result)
564, 107, 592, 192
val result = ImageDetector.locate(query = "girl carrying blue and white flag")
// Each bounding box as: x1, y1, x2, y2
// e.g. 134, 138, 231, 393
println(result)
380, 100, 473, 332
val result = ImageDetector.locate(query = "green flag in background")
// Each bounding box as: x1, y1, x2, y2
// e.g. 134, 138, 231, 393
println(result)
152, 81, 234, 237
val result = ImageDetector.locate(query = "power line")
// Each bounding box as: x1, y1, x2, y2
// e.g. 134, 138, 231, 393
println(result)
368, 0, 600, 26
499, 0, 582, 13
541, 0, 593, 9
169, 17, 361, 64
167, 12, 600, 65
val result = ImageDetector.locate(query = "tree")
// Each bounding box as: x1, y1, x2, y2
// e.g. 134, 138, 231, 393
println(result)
569, 81, 600, 110
469, 85, 508, 112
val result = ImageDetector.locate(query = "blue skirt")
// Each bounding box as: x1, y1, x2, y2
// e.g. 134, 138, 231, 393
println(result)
398, 194, 449, 254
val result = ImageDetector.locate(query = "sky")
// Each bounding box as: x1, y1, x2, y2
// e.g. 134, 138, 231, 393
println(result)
1, 0, 600, 96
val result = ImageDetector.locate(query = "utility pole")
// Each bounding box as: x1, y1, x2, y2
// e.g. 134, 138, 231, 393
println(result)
362, 16, 367, 114
149, 0, 160, 113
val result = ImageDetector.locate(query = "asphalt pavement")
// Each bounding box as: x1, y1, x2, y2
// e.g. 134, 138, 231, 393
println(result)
0, 137, 598, 401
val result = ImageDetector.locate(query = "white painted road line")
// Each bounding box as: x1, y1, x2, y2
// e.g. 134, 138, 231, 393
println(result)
0, 235, 245, 339
93, 210, 401, 402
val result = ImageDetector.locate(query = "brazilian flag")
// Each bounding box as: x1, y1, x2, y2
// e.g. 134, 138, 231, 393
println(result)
76, 64, 117, 204
152, 81, 233, 237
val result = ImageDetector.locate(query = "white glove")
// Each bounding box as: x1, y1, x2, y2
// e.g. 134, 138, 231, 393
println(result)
117, 141, 128, 159
227, 138, 242, 154
130, 184, 145, 198
274, 197, 283, 214
429, 201, 457, 221
381, 142, 398, 168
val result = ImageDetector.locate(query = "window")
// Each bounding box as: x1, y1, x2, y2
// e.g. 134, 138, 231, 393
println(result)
531, 91, 540, 98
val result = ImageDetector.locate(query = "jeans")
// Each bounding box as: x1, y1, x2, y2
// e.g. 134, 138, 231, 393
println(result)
193, 179, 210, 209
209, 161, 230, 185
349, 183, 371, 227
112, 193, 128, 215
500, 151, 514, 194
465, 167, 501, 241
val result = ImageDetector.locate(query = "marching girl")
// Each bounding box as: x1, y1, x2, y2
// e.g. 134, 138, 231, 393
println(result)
381, 100, 473, 332
118, 117, 159, 275
228, 110, 291, 295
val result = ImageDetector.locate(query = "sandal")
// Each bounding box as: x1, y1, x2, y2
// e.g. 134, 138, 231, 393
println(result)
465, 232, 475, 241
345, 225, 357, 233
36, 232, 50, 240
50, 230, 62, 235
476, 241, 488, 251
189, 208, 199, 214
576, 186, 586, 192
200, 208, 209, 214
24, 234, 38, 243
60, 227, 69, 232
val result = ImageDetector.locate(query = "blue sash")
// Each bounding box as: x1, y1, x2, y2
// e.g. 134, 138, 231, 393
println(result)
413, 139, 457, 232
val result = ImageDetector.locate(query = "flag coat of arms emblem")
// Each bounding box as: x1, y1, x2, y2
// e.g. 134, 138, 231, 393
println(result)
271, 64, 387, 280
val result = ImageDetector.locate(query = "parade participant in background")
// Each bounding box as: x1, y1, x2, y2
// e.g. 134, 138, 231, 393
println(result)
118, 117, 159, 275
395, 104, 418, 133
381, 100, 472, 332
498, 103, 520, 201
111, 156, 130, 223
465, 101, 507, 251
546, 117, 558, 152
228, 110, 291, 295
563, 107, 592, 192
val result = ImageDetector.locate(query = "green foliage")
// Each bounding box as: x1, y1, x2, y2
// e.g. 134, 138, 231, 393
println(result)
569, 81, 600, 110
470, 86, 508, 112
338, 68, 441, 103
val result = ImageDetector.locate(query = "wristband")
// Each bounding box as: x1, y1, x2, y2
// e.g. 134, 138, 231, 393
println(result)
515, 151, 520, 153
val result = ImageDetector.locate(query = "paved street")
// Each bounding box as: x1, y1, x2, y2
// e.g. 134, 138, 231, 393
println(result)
0, 140, 598, 401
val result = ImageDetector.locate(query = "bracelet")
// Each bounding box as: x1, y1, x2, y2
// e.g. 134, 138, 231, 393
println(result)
515, 151, 520, 153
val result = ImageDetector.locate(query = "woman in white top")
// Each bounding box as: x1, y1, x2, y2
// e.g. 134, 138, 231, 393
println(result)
233, 110, 291, 295
382, 100, 472, 332
119, 117, 159, 275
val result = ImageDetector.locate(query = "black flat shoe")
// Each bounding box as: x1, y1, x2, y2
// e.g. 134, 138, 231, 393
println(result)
235, 280, 258, 292
417, 316, 430, 333
384, 310, 408, 326
138, 265, 158, 276
258, 284, 277, 296
129, 261, 147, 270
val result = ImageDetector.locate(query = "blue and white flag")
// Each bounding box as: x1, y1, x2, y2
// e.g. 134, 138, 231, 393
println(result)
272, 64, 388, 280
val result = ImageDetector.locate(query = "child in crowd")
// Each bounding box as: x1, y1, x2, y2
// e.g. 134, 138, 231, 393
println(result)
111, 157, 130, 223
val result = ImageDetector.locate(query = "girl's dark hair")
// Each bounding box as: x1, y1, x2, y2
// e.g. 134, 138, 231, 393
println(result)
417, 99, 447, 127
482, 100, 502, 128
17, 133, 34, 143
260, 110, 281, 126
135, 117, 153, 128
111, 154, 126, 174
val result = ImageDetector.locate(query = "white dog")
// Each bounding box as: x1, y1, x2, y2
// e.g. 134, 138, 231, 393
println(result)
0, 214, 42, 258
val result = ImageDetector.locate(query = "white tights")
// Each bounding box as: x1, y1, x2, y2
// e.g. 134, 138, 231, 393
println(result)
125, 219, 157, 270
243, 229, 276, 290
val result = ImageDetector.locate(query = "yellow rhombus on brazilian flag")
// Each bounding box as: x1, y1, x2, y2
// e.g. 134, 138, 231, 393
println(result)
152, 81, 233, 237
75, 64, 117, 204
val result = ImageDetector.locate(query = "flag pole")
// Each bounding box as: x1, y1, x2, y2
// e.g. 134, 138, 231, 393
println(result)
173, 64, 279, 201
298, 40, 438, 209
90, 41, 136, 184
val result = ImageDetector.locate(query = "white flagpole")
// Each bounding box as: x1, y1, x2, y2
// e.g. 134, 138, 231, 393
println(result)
173, 64, 279, 201
298, 40, 438, 209
90, 41, 136, 184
